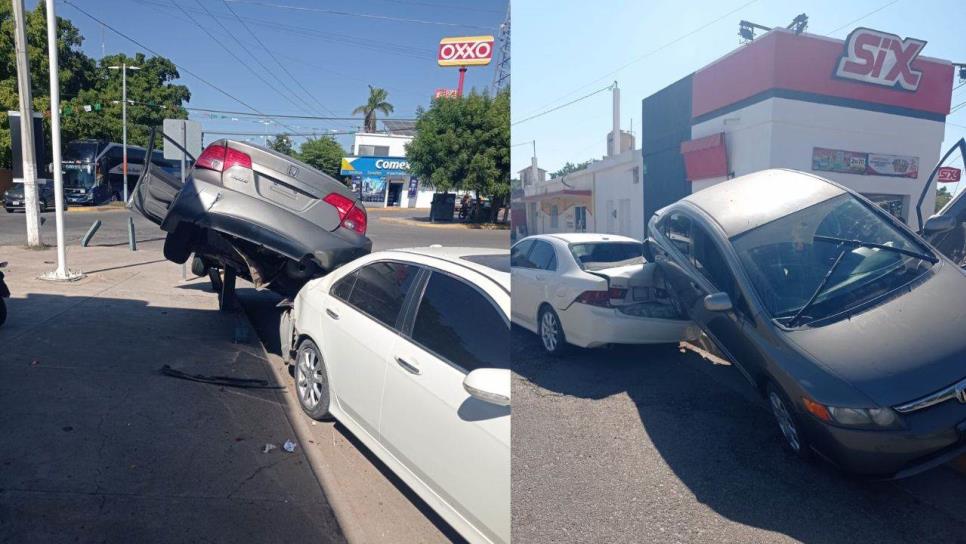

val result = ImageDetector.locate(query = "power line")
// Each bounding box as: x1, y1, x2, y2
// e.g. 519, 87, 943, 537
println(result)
204, 129, 357, 137
61, 0, 304, 135
224, 0, 496, 30
827, 0, 900, 36
185, 105, 416, 121
366, 0, 503, 14
518, 0, 760, 121
512, 84, 614, 126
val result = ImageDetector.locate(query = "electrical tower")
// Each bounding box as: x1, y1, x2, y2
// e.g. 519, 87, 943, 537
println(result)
492, 3, 510, 92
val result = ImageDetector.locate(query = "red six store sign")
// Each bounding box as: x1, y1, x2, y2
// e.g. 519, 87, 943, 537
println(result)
437, 35, 495, 67
835, 27, 926, 91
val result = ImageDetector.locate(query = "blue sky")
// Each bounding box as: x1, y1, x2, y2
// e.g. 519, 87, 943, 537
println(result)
512, 0, 966, 195
42, 0, 507, 150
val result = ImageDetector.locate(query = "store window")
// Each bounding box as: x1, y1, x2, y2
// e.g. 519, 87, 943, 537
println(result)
357, 144, 390, 156
550, 205, 559, 228
574, 206, 587, 232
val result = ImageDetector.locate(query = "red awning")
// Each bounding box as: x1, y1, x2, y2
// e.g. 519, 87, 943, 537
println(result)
681, 132, 728, 181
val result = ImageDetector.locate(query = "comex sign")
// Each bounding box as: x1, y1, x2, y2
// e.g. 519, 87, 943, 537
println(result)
835, 27, 926, 91
437, 35, 494, 67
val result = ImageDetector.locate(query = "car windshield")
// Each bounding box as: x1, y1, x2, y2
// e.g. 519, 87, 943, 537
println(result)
731, 193, 935, 325
570, 242, 644, 271
63, 164, 96, 188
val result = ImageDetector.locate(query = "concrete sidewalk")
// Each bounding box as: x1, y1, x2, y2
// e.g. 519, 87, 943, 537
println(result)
0, 243, 344, 542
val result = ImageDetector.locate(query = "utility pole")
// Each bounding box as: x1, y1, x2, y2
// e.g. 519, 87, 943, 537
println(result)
109, 63, 139, 203
43, 0, 79, 280
610, 81, 620, 157
11, 0, 41, 247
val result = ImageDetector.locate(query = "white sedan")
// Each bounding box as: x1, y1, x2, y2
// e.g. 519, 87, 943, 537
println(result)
283, 246, 510, 544
512, 233, 698, 355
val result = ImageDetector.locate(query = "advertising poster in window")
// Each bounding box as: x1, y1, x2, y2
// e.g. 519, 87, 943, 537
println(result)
361, 175, 387, 203
812, 147, 919, 178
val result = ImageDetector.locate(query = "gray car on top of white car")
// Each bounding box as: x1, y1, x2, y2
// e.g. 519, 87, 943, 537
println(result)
511, 233, 698, 355
281, 246, 510, 544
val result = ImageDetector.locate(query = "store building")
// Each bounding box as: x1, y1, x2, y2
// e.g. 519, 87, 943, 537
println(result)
340, 125, 435, 208
642, 27, 956, 227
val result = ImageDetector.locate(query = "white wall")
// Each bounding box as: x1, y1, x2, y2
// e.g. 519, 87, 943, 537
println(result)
690, 97, 945, 226
592, 149, 645, 240
352, 132, 413, 156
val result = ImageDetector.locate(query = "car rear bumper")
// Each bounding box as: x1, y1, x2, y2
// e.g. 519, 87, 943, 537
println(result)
806, 402, 966, 479
558, 303, 698, 348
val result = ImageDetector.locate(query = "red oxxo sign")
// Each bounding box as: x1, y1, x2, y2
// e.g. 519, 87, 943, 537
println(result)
437, 35, 495, 67
835, 27, 926, 91
937, 166, 962, 183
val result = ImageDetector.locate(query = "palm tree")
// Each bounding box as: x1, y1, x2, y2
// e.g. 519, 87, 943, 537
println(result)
353, 85, 394, 133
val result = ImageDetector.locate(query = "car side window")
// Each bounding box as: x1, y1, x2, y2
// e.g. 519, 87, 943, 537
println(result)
330, 270, 358, 302
511, 239, 535, 268
665, 213, 693, 257
411, 272, 509, 372
345, 261, 420, 329
691, 224, 751, 317
528, 241, 557, 271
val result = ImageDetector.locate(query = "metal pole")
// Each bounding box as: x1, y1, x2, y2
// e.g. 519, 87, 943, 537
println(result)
457, 66, 467, 97
122, 62, 128, 203
11, 0, 41, 247
46, 0, 68, 277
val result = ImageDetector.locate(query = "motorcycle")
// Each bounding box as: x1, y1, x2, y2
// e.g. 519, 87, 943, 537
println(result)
0, 261, 8, 327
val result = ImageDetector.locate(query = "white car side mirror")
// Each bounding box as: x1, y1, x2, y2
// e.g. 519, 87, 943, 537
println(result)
463, 368, 511, 407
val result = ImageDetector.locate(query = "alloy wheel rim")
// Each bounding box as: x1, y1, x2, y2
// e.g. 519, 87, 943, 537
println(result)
297, 349, 322, 408
541, 312, 558, 352
769, 391, 800, 452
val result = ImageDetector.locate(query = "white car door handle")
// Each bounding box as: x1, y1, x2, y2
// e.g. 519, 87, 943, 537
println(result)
394, 357, 421, 375
325, 308, 339, 320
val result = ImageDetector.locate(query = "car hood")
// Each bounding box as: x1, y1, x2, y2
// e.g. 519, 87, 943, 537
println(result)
4, 185, 23, 198
785, 263, 966, 407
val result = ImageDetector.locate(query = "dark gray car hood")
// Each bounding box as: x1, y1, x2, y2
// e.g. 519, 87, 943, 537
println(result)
785, 262, 966, 407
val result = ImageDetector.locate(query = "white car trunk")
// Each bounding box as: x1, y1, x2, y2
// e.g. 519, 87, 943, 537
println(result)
587, 262, 686, 319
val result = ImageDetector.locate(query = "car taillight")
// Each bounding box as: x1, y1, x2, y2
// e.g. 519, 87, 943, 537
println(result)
195, 144, 252, 172
574, 287, 627, 308
323, 193, 367, 235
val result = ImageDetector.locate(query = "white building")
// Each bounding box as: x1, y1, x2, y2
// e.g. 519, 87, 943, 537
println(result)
340, 125, 436, 208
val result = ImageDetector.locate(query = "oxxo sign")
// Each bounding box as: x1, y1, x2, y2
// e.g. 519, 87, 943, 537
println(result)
835, 27, 926, 91
437, 35, 494, 67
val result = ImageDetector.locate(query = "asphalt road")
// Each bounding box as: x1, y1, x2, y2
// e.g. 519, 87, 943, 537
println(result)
0, 207, 508, 250
511, 328, 966, 544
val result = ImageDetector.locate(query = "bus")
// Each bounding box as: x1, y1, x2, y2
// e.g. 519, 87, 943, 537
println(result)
63, 139, 181, 205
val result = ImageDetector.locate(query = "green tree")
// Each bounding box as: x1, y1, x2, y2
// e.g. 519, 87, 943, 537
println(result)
352, 85, 393, 133
266, 133, 294, 156
406, 88, 510, 222
0, 4, 189, 169
551, 160, 593, 178
298, 135, 345, 179
936, 185, 953, 212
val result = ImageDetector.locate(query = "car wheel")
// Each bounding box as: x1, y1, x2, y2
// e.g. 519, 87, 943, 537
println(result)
767, 382, 811, 460
295, 339, 332, 421
538, 306, 567, 356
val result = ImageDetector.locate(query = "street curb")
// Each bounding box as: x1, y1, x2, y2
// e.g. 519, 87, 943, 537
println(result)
67, 204, 128, 213
242, 308, 362, 544
378, 215, 510, 231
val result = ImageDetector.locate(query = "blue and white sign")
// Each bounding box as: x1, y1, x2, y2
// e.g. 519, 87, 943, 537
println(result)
341, 156, 410, 176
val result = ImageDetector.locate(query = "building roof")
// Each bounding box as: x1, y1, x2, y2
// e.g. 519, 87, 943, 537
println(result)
678, 169, 845, 237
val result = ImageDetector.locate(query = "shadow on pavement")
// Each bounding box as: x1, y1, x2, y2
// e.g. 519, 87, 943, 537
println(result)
0, 292, 345, 543
235, 286, 468, 544
512, 326, 966, 544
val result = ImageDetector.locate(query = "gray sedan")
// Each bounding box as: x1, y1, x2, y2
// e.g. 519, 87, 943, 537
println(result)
643, 169, 966, 479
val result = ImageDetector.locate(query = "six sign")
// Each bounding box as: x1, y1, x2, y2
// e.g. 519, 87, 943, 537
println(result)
835, 27, 926, 91
438, 35, 495, 67
937, 166, 962, 183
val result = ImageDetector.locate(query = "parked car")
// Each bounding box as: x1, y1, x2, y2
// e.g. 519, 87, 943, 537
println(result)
131, 136, 372, 297
4, 182, 55, 213
511, 233, 698, 355
281, 246, 510, 544
641, 168, 966, 479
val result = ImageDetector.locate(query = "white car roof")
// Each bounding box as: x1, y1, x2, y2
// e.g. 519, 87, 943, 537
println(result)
386, 246, 510, 292
527, 233, 642, 244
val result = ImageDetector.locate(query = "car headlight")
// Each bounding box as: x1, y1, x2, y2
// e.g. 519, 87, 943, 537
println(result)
803, 396, 900, 429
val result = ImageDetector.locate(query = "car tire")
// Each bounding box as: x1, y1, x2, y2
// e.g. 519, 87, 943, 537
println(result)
538, 306, 568, 356
295, 339, 332, 421
766, 382, 812, 460
163, 224, 196, 264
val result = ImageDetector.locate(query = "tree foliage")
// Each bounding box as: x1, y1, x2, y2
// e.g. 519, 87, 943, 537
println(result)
0, 3, 189, 169
551, 159, 593, 179
266, 133, 294, 156
936, 185, 953, 212
298, 135, 345, 180
406, 88, 509, 220
352, 85, 393, 133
